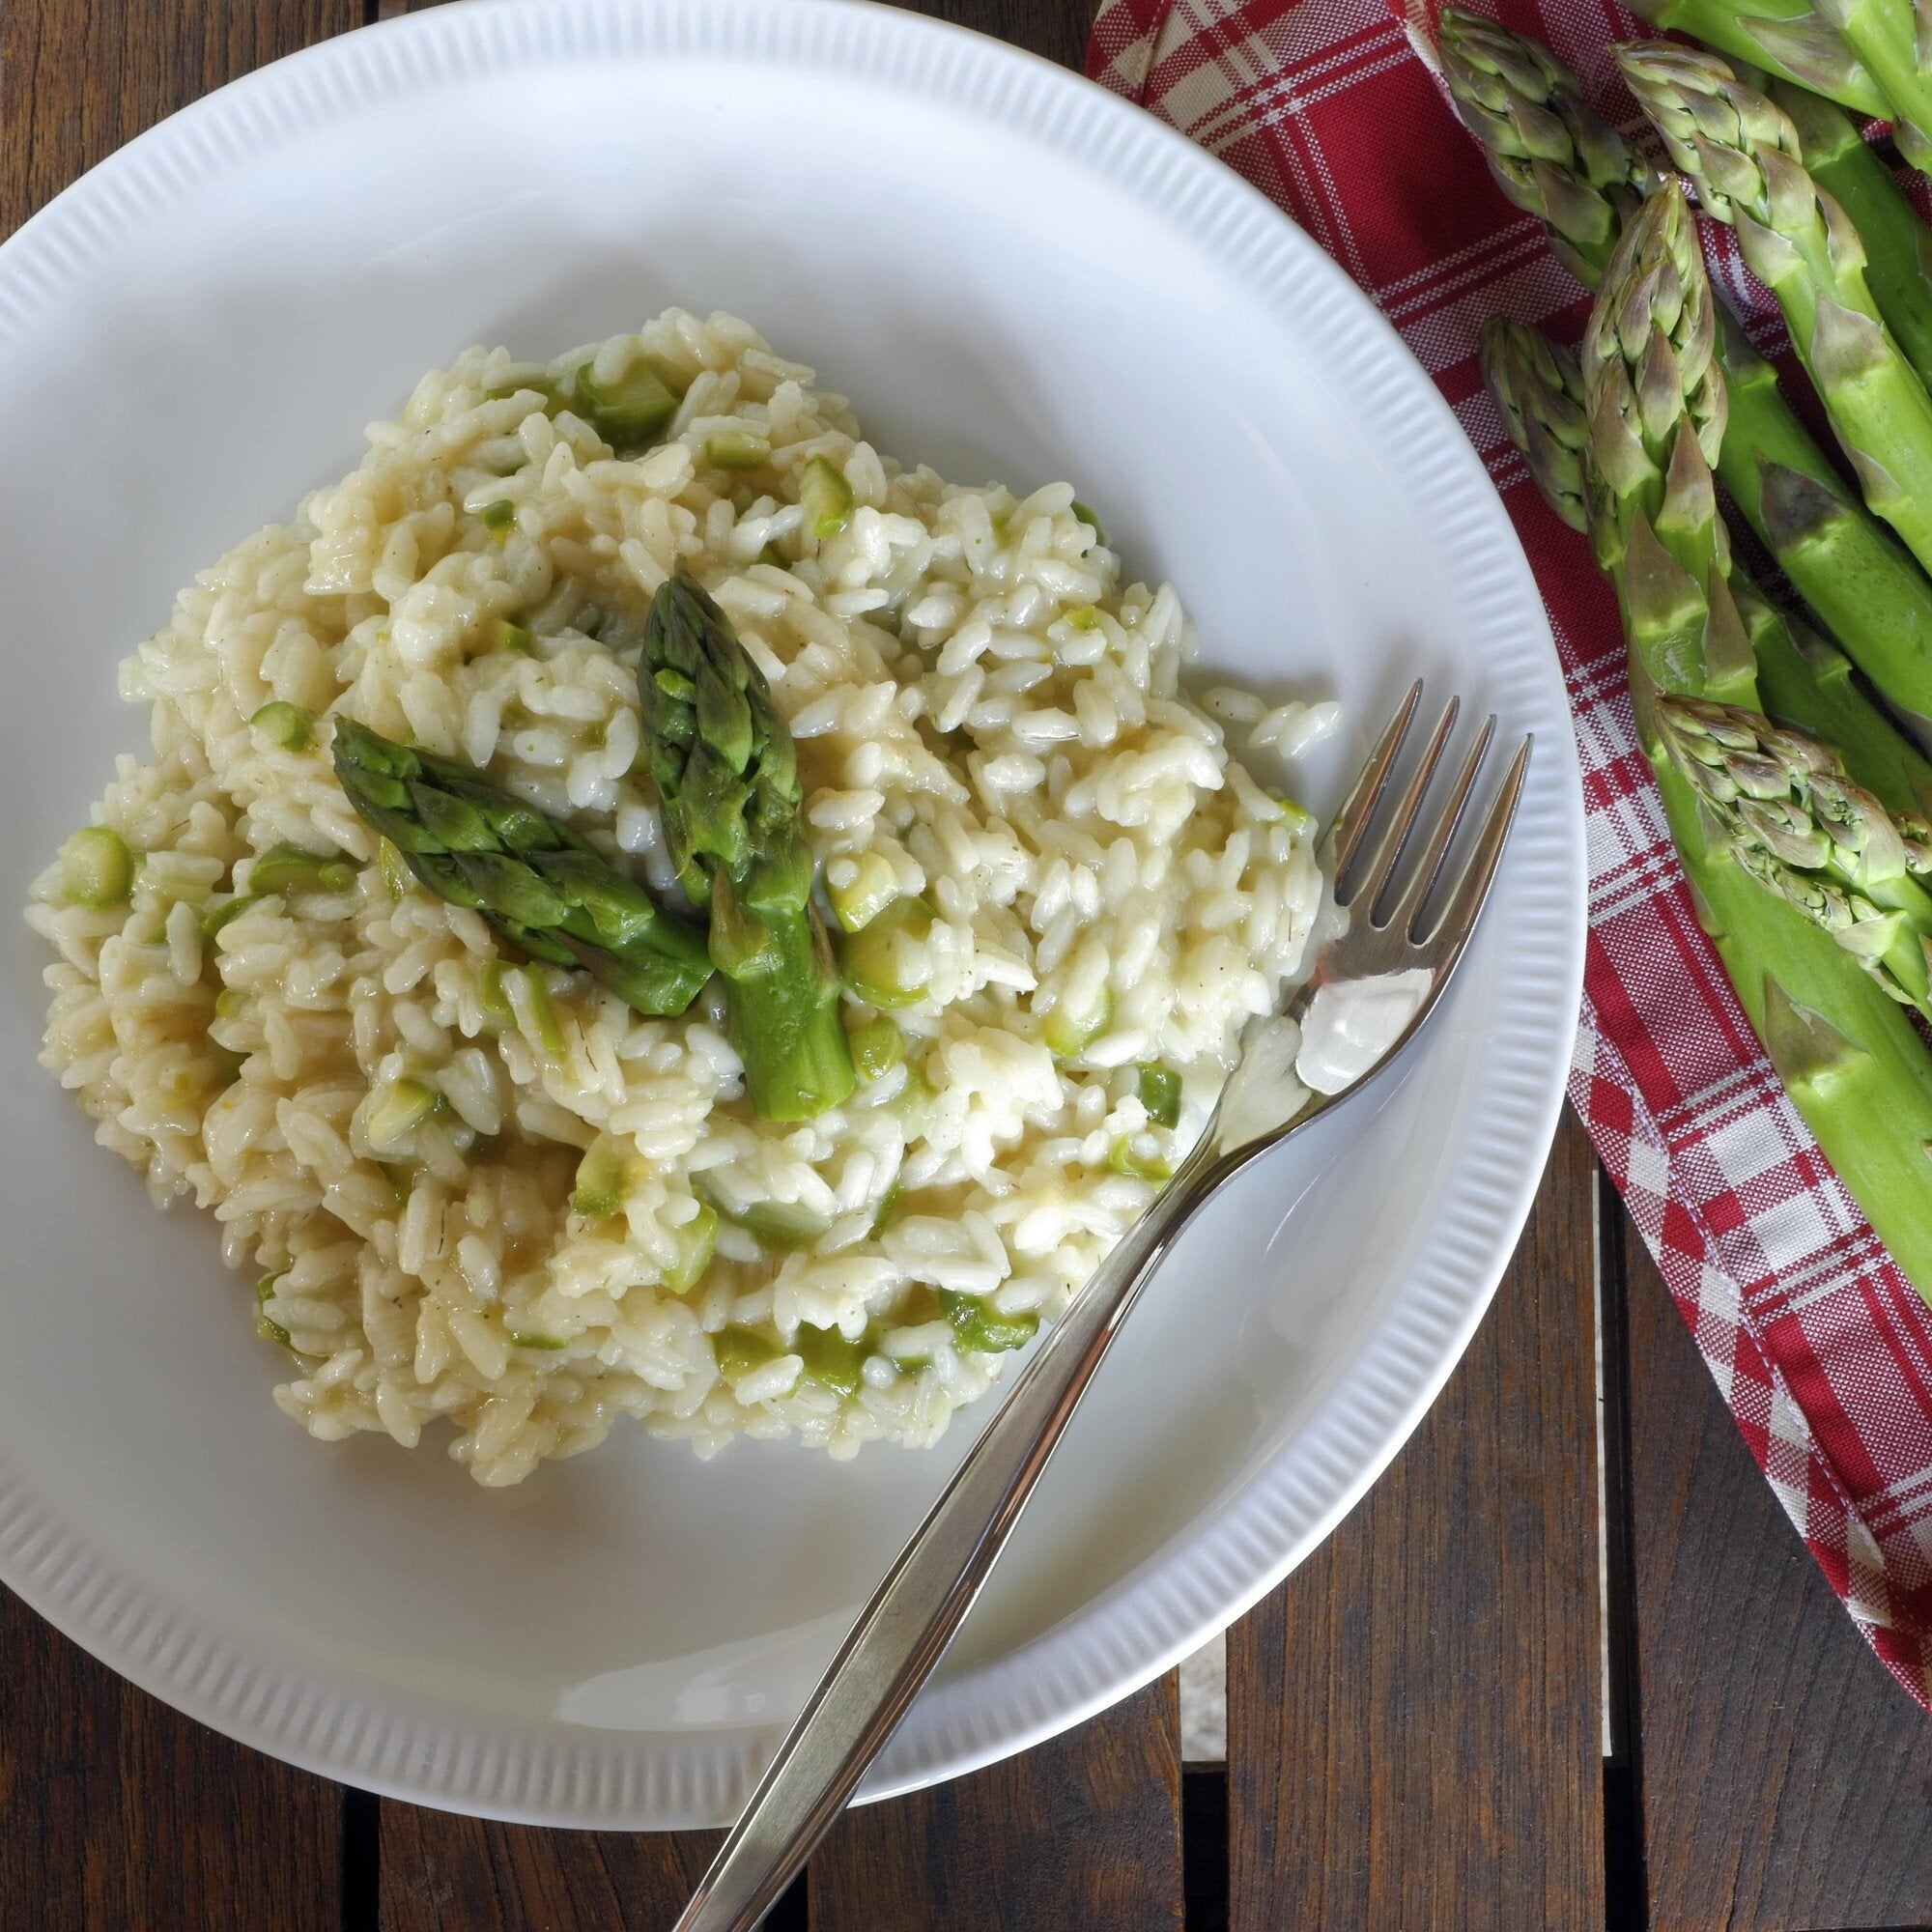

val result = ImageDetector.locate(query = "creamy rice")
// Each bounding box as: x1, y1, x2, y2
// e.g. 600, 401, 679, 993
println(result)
26, 308, 1326, 1485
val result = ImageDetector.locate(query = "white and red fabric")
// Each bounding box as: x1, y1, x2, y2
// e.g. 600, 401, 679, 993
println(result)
1085, 0, 1932, 1708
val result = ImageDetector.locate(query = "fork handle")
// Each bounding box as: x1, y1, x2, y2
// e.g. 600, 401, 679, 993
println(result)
671, 1137, 1222, 1932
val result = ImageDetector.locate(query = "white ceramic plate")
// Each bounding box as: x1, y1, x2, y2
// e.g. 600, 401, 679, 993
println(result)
0, 0, 1584, 1828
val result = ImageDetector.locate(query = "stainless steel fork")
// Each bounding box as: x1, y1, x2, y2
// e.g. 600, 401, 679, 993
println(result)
673, 682, 1532, 1932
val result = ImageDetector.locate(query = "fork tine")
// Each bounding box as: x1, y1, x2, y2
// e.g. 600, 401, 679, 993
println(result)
1420, 733, 1532, 951
1329, 679, 1421, 888
1391, 713, 1495, 938
1349, 695, 1460, 919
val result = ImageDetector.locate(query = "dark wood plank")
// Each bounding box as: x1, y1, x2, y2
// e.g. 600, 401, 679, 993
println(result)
810, 1678, 1183, 1932
1625, 1218, 1932, 1932
0, 1584, 345, 1932
378, 1811, 721, 1932
0, 5, 362, 1930
1225, 1111, 1603, 1931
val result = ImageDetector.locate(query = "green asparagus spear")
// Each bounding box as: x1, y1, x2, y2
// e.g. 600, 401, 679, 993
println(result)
1659, 694, 1932, 1011
1572, 184, 1932, 1297
1437, 9, 1653, 288
1772, 81, 1932, 391
1620, 0, 1894, 126
1807, 0, 1932, 172
639, 565, 856, 1121
331, 719, 713, 1017
1443, 11, 1932, 733
1619, 44, 1932, 578
1477, 317, 1592, 536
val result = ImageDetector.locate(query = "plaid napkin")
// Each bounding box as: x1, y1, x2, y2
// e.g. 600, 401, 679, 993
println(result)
1085, 0, 1932, 1709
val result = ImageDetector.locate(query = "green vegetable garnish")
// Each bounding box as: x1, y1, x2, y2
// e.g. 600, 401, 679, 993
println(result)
663, 1203, 719, 1293
712, 1323, 782, 1381
941, 1292, 1038, 1355
1137, 1064, 1182, 1129
695, 1177, 831, 1250
255, 1273, 292, 1348
1107, 1135, 1173, 1183
377, 838, 411, 902
478, 499, 515, 540
213, 985, 248, 1020
800, 455, 854, 539
1070, 500, 1106, 545
59, 826, 133, 909
574, 355, 678, 449
367, 1077, 441, 1149
249, 701, 313, 751
705, 430, 772, 470
509, 1330, 568, 1350
839, 896, 935, 1009
796, 1322, 867, 1397
826, 850, 900, 935
486, 618, 535, 657
571, 1134, 637, 1217
199, 894, 261, 941
1040, 987, 1111, 1060
247, 842, 355, 901
639, 567, 855, 1120
849, 1017, 906, 1082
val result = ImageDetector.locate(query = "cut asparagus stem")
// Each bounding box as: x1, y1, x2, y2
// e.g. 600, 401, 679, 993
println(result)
1621, 0, 1892, 122
1716, 310, 1932, 739
332, 719, 712, 1018
1620, 44, 1932, 577
1773, 80, 1932, 391
639, 565, 856, 1120
1809, 0, 1932, 170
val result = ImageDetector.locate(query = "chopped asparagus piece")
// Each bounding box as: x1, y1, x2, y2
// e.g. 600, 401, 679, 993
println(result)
712, 1323, 782, 1380
868, 1180, 901, 1237
199, 894, 260, 940
571, 1133, 638, 1217
247, 842, 355, 900
839, 896, 935, 1009
1064, 605, 1100, 632
849, 1016, 906, 1081
695, 1176, 832, 1250
827, 850, 900, 934
510, 1330, 568, 1350
477, 958, 515, 1023
486, 618, 535, 657
574, 355, 677, 449
255, 1274, 292, 1348
521, 969, 567, 1056
941, 1291, 1038, 1355
1040, 986, 1112, 1060
800, 455, 854, 539
478, 499, 515, 540
213, 985, 248, 1021
705, 430, 773, 470
249, 700, 313, 751
487, 375, 566, 412
1136, 1063, 1183, 1128
795, 1322, 867, 1396
367, 1076, 441, 1150
663, 1203, 719, 1293
1108, 1134, 1174, 1183
377, 838, 411, 902
1070, 500, 1106, 545
59, 826, 133, 909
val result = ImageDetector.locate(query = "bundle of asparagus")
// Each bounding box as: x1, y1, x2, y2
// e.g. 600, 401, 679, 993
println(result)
1435, 4, 1932, 1300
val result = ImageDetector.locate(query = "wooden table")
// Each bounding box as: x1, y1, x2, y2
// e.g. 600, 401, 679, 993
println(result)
8, 2, 1932, 1926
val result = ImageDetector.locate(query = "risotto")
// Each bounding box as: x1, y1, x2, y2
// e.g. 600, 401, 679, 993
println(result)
25, 308, 1329, 1486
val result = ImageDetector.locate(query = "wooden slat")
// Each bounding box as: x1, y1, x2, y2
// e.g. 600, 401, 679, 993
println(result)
1225, 1112, 1603, 1931
378, 1812, 721, 1932
809, 1678, 1183, 1932
0, 4, 362, 1927
1624, 1223, 1932, 1932
0, 1584, 344, 1932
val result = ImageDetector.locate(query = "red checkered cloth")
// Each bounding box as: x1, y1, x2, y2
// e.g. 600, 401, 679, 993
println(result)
1085, 0, 1932, 1707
